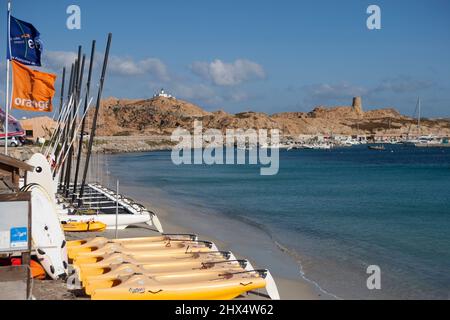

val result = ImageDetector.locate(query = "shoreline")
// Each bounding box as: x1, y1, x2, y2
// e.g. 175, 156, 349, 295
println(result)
8, 145, 328, 299
113, 181, 329, 300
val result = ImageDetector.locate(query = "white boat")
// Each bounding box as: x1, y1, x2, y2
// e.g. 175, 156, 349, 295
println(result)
23, 154, 68, 279
88, 183, 163, 233
22, 183, 68, 280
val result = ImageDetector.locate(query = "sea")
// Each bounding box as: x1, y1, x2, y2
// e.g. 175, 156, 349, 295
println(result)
98, 145, 450, 300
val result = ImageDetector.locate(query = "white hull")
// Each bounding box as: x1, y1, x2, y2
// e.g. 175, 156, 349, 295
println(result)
26, 184, 68, 280
88, 183, 163, 233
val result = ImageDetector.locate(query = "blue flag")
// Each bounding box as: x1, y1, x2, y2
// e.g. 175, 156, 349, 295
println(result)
7, 15, 43, 66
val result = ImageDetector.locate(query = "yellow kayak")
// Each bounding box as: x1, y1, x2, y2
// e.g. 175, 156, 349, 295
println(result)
75, 253, 234, 282
67, 234, 197, 249
84, 262, 247, 295
68, 238, 211, 260
62, 221, 107, 232
70, 241, 214, 261
74, 249, 228, 265
91, 273, 267, 300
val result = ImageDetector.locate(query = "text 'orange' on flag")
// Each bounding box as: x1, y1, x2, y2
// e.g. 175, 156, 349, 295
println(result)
11, 60, 57, 112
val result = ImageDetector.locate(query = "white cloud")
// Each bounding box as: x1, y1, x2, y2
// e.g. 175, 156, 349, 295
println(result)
172, 83, 221, 105
109, 56, 169, 81
191, 59, 265, 86
301, 82, 368, 105
372, 75, 433, 94
42, 51, 170, 82
42, 51, 78, 72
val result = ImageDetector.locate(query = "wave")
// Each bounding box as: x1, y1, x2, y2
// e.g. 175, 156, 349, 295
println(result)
227, 213, 342, 300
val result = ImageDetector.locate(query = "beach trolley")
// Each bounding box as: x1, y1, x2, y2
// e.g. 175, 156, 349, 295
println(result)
0, 154, 34, 300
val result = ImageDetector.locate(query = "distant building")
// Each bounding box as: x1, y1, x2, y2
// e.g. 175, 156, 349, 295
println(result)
19, 116, 56, 142
153, 88, 175, 99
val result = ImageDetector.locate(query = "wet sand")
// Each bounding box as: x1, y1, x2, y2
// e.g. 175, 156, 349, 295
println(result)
34, 158, 326, 300
36, 221, 320, 300
114, 184, 326, 300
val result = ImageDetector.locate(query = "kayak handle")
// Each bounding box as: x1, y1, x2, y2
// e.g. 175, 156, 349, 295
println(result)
199, 259, 248, 270
218, 269, 269, 279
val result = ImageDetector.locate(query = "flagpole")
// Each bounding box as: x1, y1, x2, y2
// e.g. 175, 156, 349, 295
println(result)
4, 1, 11, 155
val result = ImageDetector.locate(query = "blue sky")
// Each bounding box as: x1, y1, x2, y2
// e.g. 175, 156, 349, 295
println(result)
2, 0, 450, 118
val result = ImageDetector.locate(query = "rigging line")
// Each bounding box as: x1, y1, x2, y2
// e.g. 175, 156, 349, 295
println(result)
42, 93, 73, 154
55, 97, 93, 170
44, 95, 74, 155
48, 95, 81, 160
43, 95, 74, 156
53, 97, 93, 175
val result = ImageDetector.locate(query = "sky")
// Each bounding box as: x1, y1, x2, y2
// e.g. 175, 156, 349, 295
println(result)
1, 0, 450, 119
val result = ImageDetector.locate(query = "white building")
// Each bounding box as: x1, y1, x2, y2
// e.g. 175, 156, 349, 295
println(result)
153, 88, 175, 99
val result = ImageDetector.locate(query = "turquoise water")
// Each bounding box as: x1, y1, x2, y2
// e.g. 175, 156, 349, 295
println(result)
102, 145, 450, 299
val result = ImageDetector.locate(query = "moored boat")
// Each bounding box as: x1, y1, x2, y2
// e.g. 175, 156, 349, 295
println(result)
91, 273, 268, 300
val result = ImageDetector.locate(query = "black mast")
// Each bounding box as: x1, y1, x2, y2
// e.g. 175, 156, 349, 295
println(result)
58, 62, 76, 189
62, 53, 80, 194
78, 33, 112, 205
64, 48, 85, 197
72, 40, 96, 202
58, 67, 66, 117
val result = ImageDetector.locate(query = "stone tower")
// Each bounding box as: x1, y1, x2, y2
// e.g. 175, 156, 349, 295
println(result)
352, 97, 364, 116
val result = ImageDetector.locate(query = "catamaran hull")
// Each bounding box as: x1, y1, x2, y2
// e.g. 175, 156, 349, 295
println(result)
25, 184, 68, 280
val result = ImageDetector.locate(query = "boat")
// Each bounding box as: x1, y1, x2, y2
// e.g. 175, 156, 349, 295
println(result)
10, 258, 46, 280
21, 183, 68, 280
56, 183, 163, 233
368, 145, 386, 151
68, 238, 216, 260
67, 234, 198, 248
403, 97, 423, 146
67, 235, 202, 257
74, 253, 238, 282
414, 136, 450, 148
69, 240, 217, 261
26, 153, 59, 204
61, 221, 107, 232
72, 248, 232, 266
84, 265, 249, 296
59, 213, 153, 231
90, 273, 268, 300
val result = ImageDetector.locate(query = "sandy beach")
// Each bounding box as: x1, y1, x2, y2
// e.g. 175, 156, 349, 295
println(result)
34, 225, 320, 300
32, 172, 325, 300
111, 183, 326, 300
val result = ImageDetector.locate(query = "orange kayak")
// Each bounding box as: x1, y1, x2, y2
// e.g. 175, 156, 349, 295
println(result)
62, 221, 107, 232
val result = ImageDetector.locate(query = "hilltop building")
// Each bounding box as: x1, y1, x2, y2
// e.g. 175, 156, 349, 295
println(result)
153, 88, 175, 99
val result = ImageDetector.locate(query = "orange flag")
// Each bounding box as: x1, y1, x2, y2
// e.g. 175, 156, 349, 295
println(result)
11, 60, 56, 112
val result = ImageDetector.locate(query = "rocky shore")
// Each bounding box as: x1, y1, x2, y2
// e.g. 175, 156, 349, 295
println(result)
8, 146, 41, 161
91, 135, 177, 154
89, 96, 450, 138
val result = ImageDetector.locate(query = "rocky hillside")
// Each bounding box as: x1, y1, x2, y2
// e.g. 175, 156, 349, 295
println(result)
90, 96, 450, 137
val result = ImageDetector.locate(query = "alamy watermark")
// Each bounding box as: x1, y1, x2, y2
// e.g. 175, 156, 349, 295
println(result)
367, 5, 381, 30
366, 265, 381, 290
170, 121, 280, 176
66, 5, 81, 30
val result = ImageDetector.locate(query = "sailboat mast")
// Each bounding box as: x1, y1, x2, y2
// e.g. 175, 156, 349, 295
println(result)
72, 40, 96, 202
64, 53, 86, 198
58, 63, 76, 189
78, 33, 112, 206
417, 97, 421, 137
